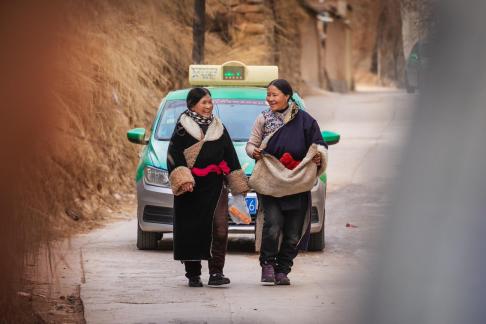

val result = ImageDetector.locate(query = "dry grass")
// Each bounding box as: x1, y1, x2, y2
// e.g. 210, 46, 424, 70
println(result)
44, 0, 198, 233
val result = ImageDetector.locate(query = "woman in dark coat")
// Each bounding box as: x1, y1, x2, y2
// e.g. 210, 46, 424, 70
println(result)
167, 87, 249, 287
246, 79, 328, 285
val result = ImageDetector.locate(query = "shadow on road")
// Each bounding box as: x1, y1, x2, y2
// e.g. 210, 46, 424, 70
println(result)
157, 235, 256, 254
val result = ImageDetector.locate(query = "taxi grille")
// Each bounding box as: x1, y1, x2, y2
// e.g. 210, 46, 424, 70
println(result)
227, 208, 318, 225
143, 205, 173, 224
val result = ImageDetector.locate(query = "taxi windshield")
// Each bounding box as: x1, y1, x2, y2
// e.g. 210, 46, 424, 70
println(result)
155, 99, 267, 141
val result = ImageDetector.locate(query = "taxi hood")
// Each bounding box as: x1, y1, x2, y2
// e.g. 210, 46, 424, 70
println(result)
148, 139, 255, 175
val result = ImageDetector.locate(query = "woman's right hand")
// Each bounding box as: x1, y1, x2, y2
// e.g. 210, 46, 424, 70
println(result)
252, 148, 263, 160
180, 182, 194, 193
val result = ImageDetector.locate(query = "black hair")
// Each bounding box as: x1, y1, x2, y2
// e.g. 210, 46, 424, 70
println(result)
267, 79, 293, 99
186, 87, 212, 109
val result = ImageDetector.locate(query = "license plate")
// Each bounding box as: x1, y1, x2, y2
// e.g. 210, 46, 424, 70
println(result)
245, 197, 258, 215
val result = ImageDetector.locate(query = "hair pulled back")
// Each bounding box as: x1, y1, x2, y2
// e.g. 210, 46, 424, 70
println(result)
186, 87, 212, 109
267, 79, 293, 100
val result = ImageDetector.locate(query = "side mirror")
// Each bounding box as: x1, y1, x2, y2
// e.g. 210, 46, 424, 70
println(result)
127, 128, 149, 145
322, 130, 340, 145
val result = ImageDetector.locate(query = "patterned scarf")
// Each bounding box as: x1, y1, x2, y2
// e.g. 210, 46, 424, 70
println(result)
262, 101, 299, 138
184, 109, 213, 126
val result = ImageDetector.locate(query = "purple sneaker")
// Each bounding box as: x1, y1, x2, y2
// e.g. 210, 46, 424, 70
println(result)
261, 264, 275, 283
274, 272, 290, 285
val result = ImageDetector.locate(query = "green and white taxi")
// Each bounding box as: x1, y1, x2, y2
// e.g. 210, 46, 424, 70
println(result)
127, 62, 340, 251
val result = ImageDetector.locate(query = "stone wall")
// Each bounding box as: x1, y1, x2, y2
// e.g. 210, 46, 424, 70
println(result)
232, 0, 267, 38
224, 0, 305, 89
228, 0, 273, 64
376, 0, 406, 85
401, 0, 433, 57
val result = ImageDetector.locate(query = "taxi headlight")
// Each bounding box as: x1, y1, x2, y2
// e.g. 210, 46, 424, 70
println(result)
144, 166, 170, 187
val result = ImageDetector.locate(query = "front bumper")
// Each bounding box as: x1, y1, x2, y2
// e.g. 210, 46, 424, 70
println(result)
137, 178, 326, 234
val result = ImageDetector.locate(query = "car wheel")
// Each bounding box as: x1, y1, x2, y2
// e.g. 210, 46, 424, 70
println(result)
136, 223, 162, 250
307, 207, 325, 251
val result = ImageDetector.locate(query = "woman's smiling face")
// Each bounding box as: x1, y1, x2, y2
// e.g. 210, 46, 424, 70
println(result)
192, 94, 213, 117
266, 85, 290, 112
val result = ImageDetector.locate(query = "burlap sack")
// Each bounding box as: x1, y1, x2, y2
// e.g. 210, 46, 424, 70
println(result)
248, 143, 327, 197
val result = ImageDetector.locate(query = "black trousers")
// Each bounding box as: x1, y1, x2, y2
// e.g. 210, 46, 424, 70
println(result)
184, 188, 229, 278
259, 193, 307, 274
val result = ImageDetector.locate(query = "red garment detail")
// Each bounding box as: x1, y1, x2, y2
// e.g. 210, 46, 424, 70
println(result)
279, 152, 301, 170
191, 160, 230, 177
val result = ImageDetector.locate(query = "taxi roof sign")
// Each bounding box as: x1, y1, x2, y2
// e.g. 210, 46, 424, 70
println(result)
189, 61, 278, 86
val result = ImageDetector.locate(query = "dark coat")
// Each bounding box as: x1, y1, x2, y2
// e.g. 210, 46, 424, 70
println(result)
259, 109, 327, 249
167, 115, 247, 261
265, 109, 327, 160
264, 109, 326, 209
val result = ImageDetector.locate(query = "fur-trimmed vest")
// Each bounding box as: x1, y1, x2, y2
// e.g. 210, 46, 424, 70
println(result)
168, 114, 249, 196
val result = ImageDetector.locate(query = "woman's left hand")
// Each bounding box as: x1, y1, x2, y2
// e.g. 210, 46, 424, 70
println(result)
180, 182, 194, 193
313, 153, 321, 166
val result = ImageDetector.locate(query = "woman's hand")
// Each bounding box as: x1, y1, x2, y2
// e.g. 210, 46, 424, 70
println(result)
180, 182, 194, 193
312, 153, 321, 166
253, 148, 263, 160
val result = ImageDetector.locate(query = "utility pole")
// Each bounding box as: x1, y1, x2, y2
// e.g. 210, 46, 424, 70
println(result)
192, 0, 205, 64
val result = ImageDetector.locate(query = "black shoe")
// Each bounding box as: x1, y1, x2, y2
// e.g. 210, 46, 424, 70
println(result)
208, 273, 230, 287
188, 276, 203, 287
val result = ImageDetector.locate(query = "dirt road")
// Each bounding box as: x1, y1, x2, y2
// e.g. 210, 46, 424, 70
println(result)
64, 90, 414, 323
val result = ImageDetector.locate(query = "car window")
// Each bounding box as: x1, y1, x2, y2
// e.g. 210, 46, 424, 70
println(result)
154, 100, 188, 140
154, 99, 267, 141
214, 99, 267, 141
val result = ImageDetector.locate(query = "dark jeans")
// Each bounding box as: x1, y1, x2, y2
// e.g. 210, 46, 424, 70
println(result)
184, 188, 229, 278
259, 194, 307, 274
